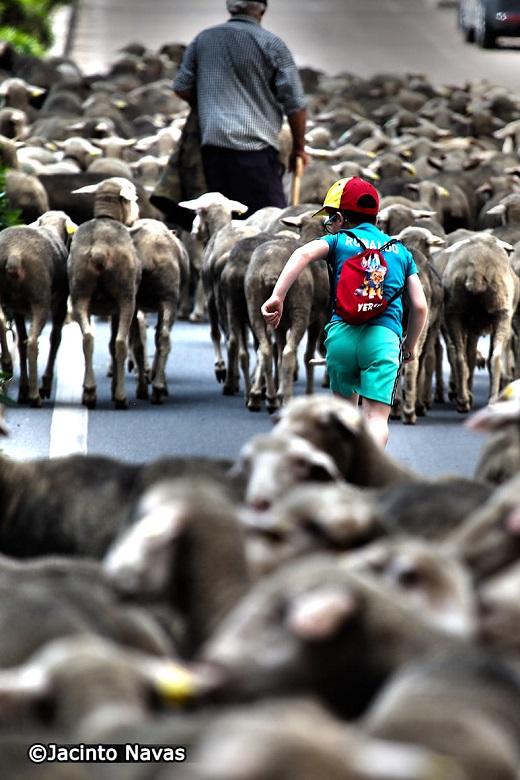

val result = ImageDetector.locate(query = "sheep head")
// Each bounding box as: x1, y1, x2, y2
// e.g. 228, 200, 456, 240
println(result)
72, 177, 139, 226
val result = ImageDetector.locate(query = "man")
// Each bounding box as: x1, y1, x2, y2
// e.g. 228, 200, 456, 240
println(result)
261, 177, 428, 448
170, 0, 308, 220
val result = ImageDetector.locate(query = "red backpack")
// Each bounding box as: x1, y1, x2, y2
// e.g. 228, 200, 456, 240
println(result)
327, 230, 404, 325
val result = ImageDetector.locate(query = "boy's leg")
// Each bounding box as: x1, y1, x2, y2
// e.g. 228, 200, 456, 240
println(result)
361, 398, 392, 448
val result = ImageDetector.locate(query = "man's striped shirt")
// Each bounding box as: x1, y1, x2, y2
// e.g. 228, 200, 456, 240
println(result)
174, 15, 307, 151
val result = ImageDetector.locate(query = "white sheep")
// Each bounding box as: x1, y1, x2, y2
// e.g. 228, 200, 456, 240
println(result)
67, 176, 142, 409
440, 233, 519, 412
244, 213, 329, 412
0, 218, 70, 406
128, 217, 190, 403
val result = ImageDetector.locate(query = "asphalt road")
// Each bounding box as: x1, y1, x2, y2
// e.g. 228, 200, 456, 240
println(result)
0, 318, 492, 479
67, 0, 520, 91
5, 0, 513, 476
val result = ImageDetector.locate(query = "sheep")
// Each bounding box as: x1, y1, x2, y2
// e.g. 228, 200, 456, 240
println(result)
0, 633, 212, 742
230, 432, 343, 512
30, 135, 102, 174
376, 203, 442, 237
239, 480, 387, 580
364, 650, 520, 780
443, 472, 520, 583
38, 170, 160, 225
466, 378, 520, 485
440, 233, 519, 412
0, 450, 242, 560
180, 696, 464, 780
198, 212, 258, 384
218, 233, 279, 398
103, 475, 250, 658
477, 558, 520, 658
391, 226, 445, 422
67, 176, 142, 409
178, 191, 250, 326
0, 77, 46, 122
407, 177, 474, 233
485, 191, 520, 246
0, 220, 69, 406
0, 560, 176, 667
271, 394, 420, 486
198, 553, 464, 719
128, 217, 190, 403
342, 536, 478, 639
0, 133, 51, 222
244, 216, 330, 412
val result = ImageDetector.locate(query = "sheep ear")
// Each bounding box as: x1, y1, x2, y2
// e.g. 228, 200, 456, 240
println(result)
280, 211, 316, 228
411, 209, 438, 219
227, 200, 248, 215
118, 181, 138, 202
352, 738, 466, 780
0, 663, 51, 712
287, 588, 358, 640
72, 184, 100, 195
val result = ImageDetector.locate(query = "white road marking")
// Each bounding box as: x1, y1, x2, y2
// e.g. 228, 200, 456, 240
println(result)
49, 322, 88, 457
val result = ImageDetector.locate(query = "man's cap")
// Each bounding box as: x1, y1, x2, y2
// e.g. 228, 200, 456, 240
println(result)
313, 177, 380, 217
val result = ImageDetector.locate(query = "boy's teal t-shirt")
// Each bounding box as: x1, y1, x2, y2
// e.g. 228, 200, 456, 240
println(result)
320, 223, 418, 338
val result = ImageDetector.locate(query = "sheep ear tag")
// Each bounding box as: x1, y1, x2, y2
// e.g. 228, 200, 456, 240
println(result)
154, 662, 197, 706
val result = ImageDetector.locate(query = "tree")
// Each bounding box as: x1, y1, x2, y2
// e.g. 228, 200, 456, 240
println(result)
0, 0, 75, 56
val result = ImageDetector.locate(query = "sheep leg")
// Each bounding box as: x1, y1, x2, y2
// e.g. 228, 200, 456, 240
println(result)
238, 327, 252, 400
111, 304, 134, 410
40, 302, 67, 400
446, 319, 472, 413
150, 307, 173, 404
129, 313, 149, 401
0, 307, 13, 376
189, 276, 206, 323
24, 308, 49, 408
74, 300, 97, 409
303, 320, 323, 397
402, 325, 428, 425
417, 327, 439, 413
488, 316, 513, 399
14, 314, 30, 405
433, 333, 446, 403
207, 292, 226, 383
248, 331, 277, 412
278, 324, 303, 408
223, 329, 239, 396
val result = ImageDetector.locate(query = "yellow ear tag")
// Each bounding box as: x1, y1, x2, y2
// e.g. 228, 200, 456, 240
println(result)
503, 384, 514, 400
155, 663, 196, 705
66, 225, 77, 235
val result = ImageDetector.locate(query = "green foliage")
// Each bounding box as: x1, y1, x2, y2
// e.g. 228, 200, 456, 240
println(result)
0, 0, 76, 55
0, 164, 22, 231
0, 371, 16, 408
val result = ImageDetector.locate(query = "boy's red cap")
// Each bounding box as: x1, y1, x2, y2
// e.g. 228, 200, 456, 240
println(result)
313, 177, 379, 217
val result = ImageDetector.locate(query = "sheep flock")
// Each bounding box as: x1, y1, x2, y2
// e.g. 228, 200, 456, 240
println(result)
1, 34, 520, 780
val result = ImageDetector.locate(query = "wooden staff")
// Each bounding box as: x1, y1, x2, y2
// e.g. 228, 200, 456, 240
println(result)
290, 156, 304, 206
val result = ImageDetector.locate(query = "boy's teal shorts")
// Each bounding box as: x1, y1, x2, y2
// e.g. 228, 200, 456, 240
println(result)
324, 320, 402, 405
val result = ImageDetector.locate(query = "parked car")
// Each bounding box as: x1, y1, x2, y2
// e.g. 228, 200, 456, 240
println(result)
459, 0, 520, 47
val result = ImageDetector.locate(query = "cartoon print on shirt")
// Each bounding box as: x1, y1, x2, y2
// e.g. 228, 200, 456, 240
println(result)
354, 252, 388, 300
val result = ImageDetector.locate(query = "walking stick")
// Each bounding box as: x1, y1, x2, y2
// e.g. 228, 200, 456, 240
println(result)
290, 156, 304, 206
